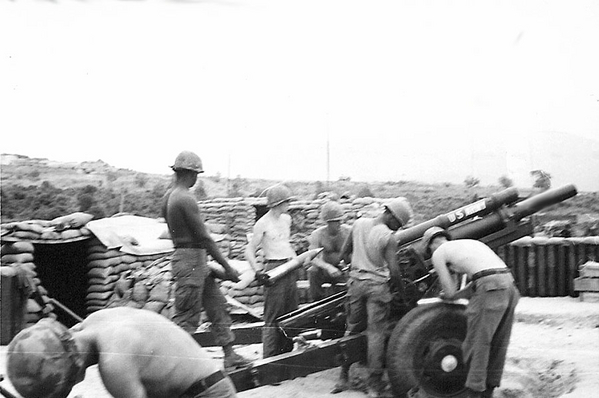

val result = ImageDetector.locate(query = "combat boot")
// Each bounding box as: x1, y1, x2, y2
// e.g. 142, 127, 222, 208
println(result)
330, 365, 350, 394
465, 388, 484, 398
223, 351, 252, 371
366, 372, 386, 398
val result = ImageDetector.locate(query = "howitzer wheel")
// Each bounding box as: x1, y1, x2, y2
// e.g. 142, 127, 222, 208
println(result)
386, 301, 469, 397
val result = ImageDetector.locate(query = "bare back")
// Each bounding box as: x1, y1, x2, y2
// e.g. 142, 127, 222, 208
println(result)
433, 239, 507, 277
78, 308, 219, 398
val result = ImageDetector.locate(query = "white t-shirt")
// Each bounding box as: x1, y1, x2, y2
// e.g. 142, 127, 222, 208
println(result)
251, 212, 296, 260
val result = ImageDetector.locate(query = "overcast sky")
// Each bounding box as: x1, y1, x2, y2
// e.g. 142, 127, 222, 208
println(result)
1, 0, 598, 188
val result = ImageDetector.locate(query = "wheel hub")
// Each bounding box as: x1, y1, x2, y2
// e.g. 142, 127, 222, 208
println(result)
420, 338, 467, 396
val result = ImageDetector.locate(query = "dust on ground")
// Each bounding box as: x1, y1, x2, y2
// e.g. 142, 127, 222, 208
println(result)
1, 297, 598, 398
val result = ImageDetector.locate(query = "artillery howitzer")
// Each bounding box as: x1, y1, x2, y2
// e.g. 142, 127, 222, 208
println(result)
193, 184, 577, 397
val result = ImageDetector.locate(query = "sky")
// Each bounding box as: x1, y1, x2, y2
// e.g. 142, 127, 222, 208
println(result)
1, 0, 598, 190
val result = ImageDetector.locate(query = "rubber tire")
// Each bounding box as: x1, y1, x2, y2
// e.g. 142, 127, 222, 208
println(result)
386, 301, 469, 398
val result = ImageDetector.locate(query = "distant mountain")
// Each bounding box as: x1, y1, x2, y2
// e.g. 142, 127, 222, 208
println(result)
2, 153, 597, 230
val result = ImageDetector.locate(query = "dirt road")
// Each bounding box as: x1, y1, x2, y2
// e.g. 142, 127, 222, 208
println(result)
1, 297, 598, 398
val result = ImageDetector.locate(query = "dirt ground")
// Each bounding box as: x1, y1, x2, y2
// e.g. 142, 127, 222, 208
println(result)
1, 297, 598, 398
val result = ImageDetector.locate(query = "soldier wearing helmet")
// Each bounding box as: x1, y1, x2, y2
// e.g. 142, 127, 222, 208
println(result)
7, 308, 238, 398
331, 197, 412, 397
422, 226, 520, 398
162, 150, 251, 371
306, 201, 351, 301
245, 183, 298, 358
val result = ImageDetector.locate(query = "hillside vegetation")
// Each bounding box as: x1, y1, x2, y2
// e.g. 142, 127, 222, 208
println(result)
1, 156, 597, 232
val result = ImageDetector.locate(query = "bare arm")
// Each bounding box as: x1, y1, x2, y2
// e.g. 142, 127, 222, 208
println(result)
308, 232, 342, 277
385, 235, 406, 298
385, 236, 400, 281
338, 229, 353, 267
182, 196, 239, 282
245, 224, 263, 272
431, 249, 458, 299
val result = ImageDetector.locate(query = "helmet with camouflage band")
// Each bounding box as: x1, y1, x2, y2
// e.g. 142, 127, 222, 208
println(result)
7, 318, 84, 398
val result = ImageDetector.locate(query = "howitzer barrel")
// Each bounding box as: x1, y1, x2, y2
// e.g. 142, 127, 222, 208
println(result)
444, 184, 578, 241
395, 187, 519, 245
511, 184, 577, 221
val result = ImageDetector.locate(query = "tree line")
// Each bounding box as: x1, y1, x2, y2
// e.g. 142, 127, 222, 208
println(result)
1, 181, 170, 223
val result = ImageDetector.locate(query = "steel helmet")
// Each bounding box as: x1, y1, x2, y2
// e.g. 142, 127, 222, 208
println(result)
421, 226, 452, 255
321, 201, 344, 222
170, 151, 204, 173
266, 184, 293, 208
384, 197, 413, 227
7, 318, 83, 398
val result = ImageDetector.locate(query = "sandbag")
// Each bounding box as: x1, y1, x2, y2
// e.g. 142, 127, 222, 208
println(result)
1, 242, 35, 255
86, 299, 111, 308
50, 212, 94, 231
142, 300, 166, 314
148, 281, 171, 303
87, 267, 115, 279
12, 231, 41, 240
86, 291, 114, 301
87, 283, 116, 294
88, 275, 120, 285
1, 252, 34, 265
87, 257, 122, 269
60, 229, 84, 239
87, 250, 125, 261
14, 222, 45, 234
131, 280, 149, 302
125, 301, 143, 309
40, 230, 61, 240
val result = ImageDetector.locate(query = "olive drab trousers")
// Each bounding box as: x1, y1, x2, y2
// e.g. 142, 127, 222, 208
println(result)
463, 273, 520, 392
262, 259, 299, 358
345, 278, 392, 387
170, 248, 235, 346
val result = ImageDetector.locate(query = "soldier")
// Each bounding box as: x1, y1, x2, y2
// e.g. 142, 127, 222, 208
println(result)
245, 183, 298, 358
332, 198, 412, 398
307, 201, 351, 301
6, 308, 238, 398
422, 226, 520, 398
162, 150, 250, 371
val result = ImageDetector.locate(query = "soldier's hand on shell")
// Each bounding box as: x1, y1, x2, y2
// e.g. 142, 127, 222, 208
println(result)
224, 266, 241, 283
254, 270, 271, 286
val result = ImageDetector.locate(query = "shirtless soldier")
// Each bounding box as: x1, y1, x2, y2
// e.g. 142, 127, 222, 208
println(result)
163, 150, 250, 371
7, 307, 237, 398
422, 226, 520, 398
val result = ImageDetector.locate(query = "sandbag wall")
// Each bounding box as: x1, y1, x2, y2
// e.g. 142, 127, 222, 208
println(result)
85, 237, 174, 315
106, 255, 175, 319
196, 197, 394, 305
196, 196, 390, 260
499, 236, 599, 297
197, 198, 256, 259
0, 241, 53, 343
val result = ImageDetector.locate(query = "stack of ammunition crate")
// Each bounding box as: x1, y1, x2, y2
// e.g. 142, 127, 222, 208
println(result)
574, 261, 599, 302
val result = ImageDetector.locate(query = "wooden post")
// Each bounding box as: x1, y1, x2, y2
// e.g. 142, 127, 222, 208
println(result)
556, 239, 567, 296
532, 237, 548, 297
527, 238, 537, 297
512, 237, 531, 297
567, 239, 577, 297
546, 238, 560, 297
